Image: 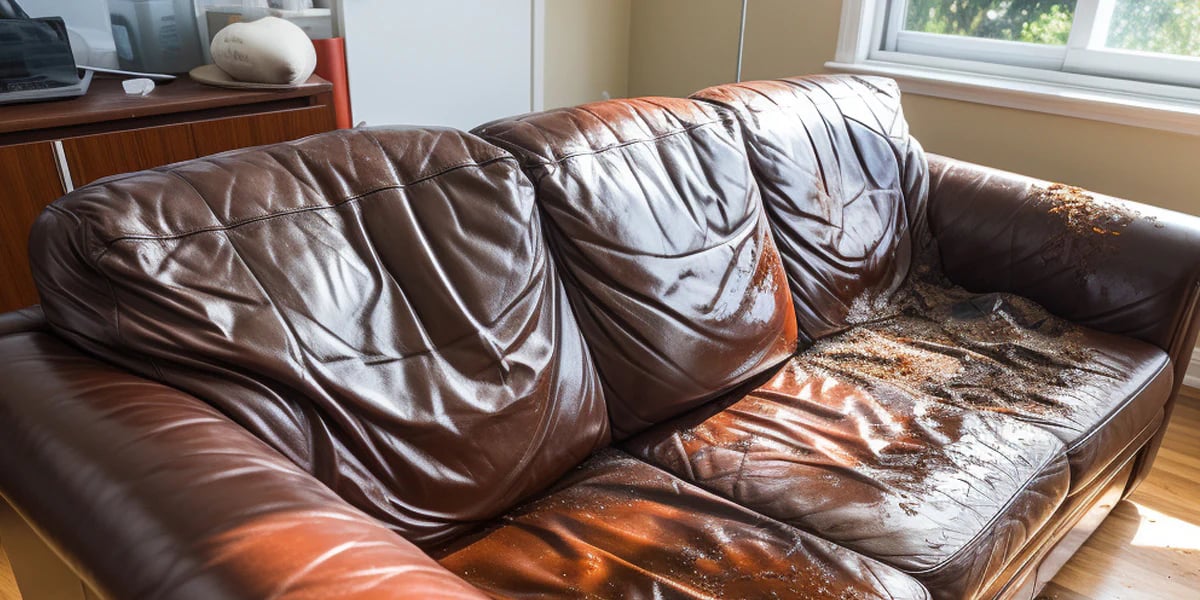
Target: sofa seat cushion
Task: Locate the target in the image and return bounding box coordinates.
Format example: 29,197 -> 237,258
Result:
435,450 -> 930,600
809,286 -> 1172,495
626,361 -> 1070,600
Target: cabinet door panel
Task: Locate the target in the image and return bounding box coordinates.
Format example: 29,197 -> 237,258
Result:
62,124 -> 197,187
191,106 -> 336,157
0,142 -> 64,312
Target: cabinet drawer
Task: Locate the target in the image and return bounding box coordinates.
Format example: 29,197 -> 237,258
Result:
62,124 -> 197,187
192,106 -> 336,157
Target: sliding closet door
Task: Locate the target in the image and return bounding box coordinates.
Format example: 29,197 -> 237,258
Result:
341,0 -> 542,129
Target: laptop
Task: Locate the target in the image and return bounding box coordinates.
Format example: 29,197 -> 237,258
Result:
0,13 -> 92,105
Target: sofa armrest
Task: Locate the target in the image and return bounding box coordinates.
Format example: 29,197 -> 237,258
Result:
927,154 -> 1200,495
927,154 -> 1200,368
0,305 -> 46,337
0,326 -> 486,600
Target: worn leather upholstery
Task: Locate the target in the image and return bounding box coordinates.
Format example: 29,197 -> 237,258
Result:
805,287 -> 1172,495
8,74 -> 1200,600
0,323 -> 487,600
691,76 -> 930,344
635,75 -> 1179,597
475,97 -> 798,438
927,155 -> 1200,359
29,127 -> 610,548
436,450 -> 931,600
627,358 -> 1070,600
926,155 -> 1200,491
691,76 -> 1174,490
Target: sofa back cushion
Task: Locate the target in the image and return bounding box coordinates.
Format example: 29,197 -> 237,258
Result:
475,98 -> 798,439
30,127 -> 610,548
692,75 -> 931,343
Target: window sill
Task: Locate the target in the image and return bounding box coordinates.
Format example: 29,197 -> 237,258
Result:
825,59 -> 1200,136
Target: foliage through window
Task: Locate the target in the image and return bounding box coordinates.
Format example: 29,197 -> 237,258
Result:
1108,0 -> 1200,57
905,1 -> 1077,45
876,0 -> 1200,90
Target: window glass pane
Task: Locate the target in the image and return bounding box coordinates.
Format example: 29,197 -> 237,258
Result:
1107,0 -> 1200,57
905,1 -> 1078,44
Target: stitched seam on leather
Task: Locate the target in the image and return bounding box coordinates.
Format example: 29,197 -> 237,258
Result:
92,230 -> 166,380
43,208 -> 127,363
908,447 -> 1066,576
1063,355 -> 1170,455
506,117 -> 732,167
91,155 -> 515,249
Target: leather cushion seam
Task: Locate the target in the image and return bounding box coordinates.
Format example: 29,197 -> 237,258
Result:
907,446 -> 1067,576
1068,407 -> 1164,496
90,155 -> 516,250
1063,354 -> 1170,455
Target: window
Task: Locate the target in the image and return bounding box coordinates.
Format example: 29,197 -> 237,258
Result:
882,1 -> 1200,87
831,0 -> 1200,131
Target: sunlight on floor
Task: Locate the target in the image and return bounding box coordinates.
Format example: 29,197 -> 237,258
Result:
1128,501 -> 1200,551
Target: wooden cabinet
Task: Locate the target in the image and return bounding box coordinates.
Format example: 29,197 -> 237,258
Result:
62,124 -> 198,186
0,76 -> 336,313
0,143 -> 64,312
192,106 -> 334,156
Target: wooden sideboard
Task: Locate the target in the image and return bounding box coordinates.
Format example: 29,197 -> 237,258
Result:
0,75 -> 337,314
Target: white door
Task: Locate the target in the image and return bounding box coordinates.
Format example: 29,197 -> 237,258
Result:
341,0 -> 543,130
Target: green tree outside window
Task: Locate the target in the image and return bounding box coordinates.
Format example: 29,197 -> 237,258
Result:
904,0 -> 1200,56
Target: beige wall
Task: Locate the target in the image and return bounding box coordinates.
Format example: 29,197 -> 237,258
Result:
627,0 -> 1200,216
544,0 -> 633,109
628,0 -> 744,98
901,97 -> 1200,216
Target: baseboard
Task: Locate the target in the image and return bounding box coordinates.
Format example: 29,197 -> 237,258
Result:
1185,346 -> 1200,389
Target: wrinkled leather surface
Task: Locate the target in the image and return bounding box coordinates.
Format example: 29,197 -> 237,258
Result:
29,127 -> 610,548
979,410 -> 1161,600
692,76 -> 930,344
926,154 -> 1200,494
0,331 -> 488,600
11,74 -> 1200,600
806,284 -> 1171,495
626,358 -> 1069,600
475,97 -> 797,438
0,304 -> 45,336
927,154 -> 1200,361
436,449 -> 931,600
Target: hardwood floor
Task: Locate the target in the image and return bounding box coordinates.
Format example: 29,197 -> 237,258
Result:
0,537 -> 17,600
1040,387 -> 1200,599
0,392 -> 1196,600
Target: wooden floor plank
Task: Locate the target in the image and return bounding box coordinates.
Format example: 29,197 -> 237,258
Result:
0,538 -> 18,600
1040,388 -> 1200,599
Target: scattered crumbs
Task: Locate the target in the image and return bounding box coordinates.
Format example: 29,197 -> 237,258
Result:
1029,182 -> 1153,282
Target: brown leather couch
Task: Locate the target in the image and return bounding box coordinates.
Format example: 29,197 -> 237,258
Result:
1,75 -> 1197,600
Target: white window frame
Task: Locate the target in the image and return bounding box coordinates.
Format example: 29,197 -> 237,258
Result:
829,0 -> 1200,135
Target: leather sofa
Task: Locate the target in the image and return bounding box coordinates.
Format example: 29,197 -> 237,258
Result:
1,75 -> 1197,600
